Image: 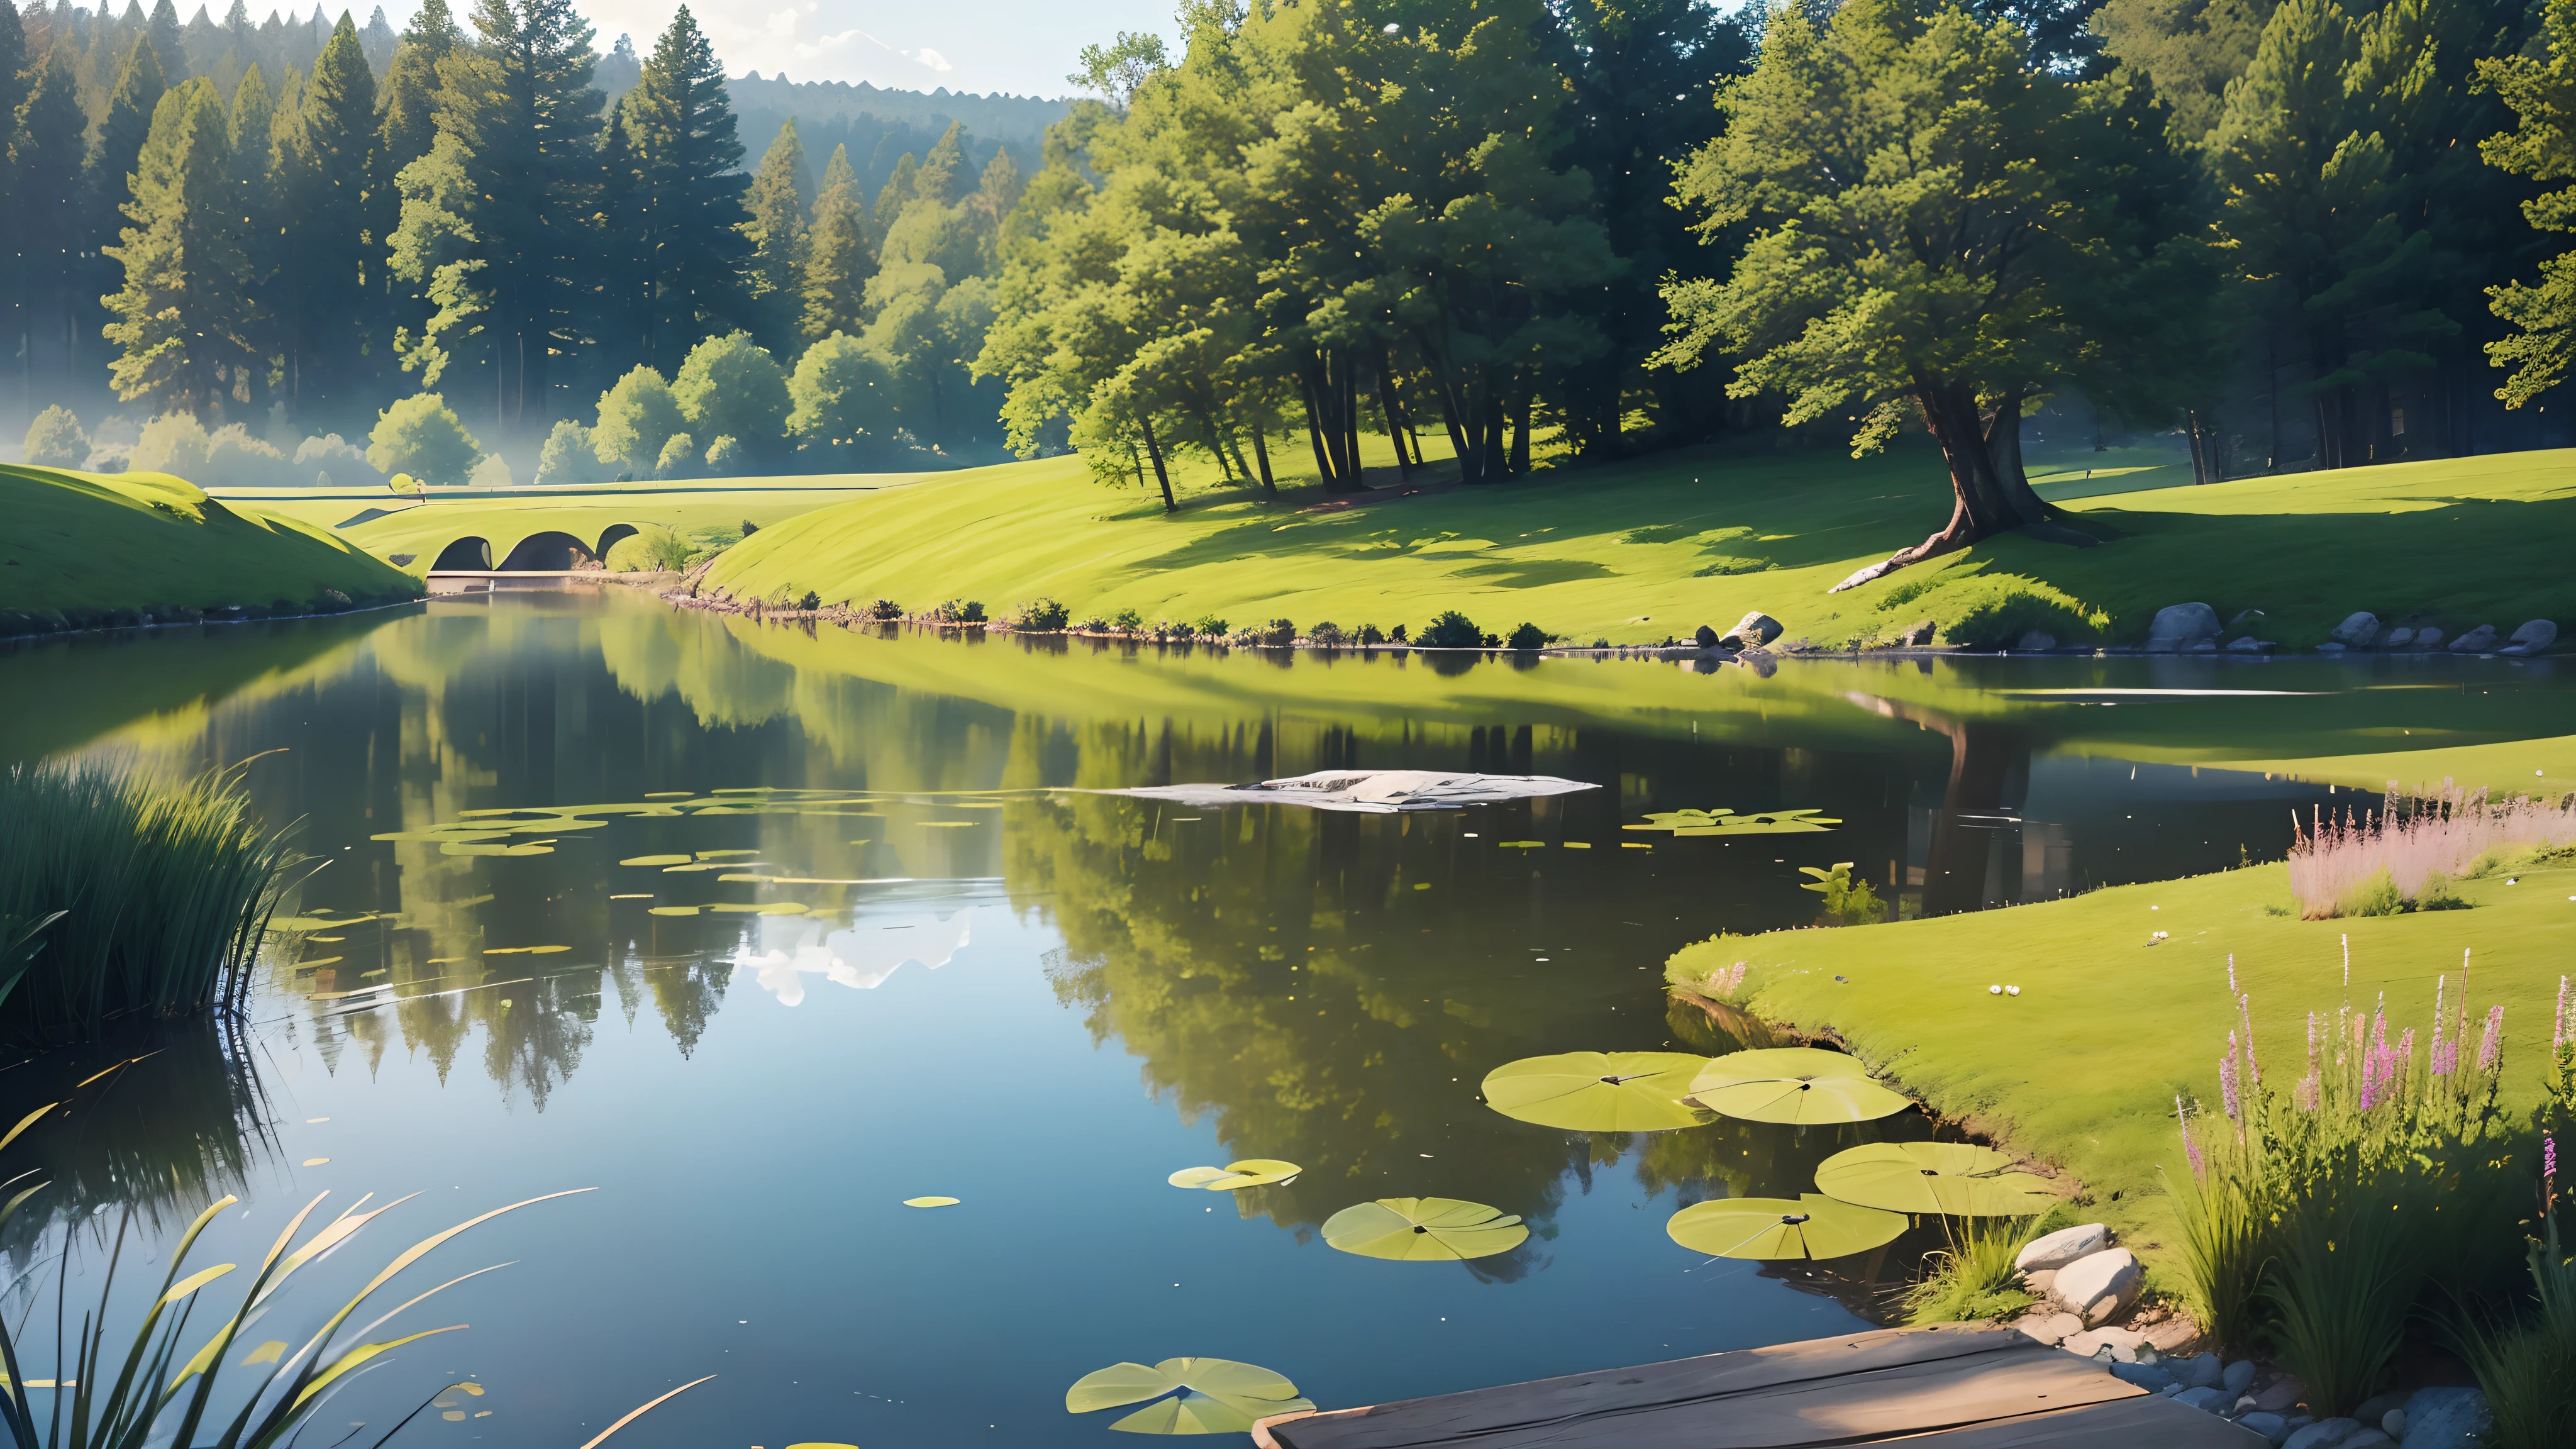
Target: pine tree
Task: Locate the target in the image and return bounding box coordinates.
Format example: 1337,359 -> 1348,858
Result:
874,151 -> 918,234
911,121 -> 970,207
105,77 -> 255,413
1,0 -> 31,376
801,143 -> 873,343
741,119 -> 811,353
145,0 -> 182,81
0,1 -> 30,128
620,5 -> 748,367
375,0 -> 457,179
397,0 -> 604,430
274,14 -> 375,418
9,56 -> 88,396
82,34 -> 169,377
225,64 -> 276,412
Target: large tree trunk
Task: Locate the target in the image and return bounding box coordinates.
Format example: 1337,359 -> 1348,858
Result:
1828,383 -> 2096,594
1374,345 -> 1411,479
1137,412 -> 1177,512
1249,426 -> 1275,496
1299,350 -> 1363,492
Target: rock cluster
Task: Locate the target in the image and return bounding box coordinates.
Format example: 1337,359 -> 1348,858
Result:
2007,1226 -> 2494,1446
2308,611 -> 2556,656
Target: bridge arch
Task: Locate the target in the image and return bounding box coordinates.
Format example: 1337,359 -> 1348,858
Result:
495,531 -> 597,570
594,523 -> 640,560
431,536 -> 492,570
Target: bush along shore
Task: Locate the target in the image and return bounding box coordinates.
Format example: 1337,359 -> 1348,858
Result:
0,587 -> 424,643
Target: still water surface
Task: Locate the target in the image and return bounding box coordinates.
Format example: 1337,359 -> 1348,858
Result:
0,588 -> 2560,1445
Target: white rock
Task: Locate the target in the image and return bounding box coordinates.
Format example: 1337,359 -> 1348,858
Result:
2056,1247 -> 2141,1326
2448,625 -> 2497,653
2147,603 -> 2221,652
2016,1223 -> 2110,1273
1721,611 -> 1782,649
2329,611 -> 2380,647
2023,1268 -> 2057,1299
2014,1311 -> 2082,1346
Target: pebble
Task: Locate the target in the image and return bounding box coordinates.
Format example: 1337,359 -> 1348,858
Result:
2173,1386 -> 2232,1414
2172,1353 -> 2222,1390
2110,1362 -> 2173,1392
2238,1411 -> 2289,1445
2223,1358 -> 2257,1396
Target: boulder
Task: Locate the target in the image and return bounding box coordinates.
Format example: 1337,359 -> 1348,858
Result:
2013,1311 -> 2082,1346
2187,638 -> 2219,652
2330,612 -> 2380,646
2240,1411 -> 2290,1446
2174,1386 -> 2233,1414
2398,1387 -> 2489,1448
2014,630 -> 2058,652
2147,603 -> 2223,652
2224,1359 -> 2257,1396
2350,1394 -> 2404,1427
1722,611 -> 1782,649
2227,636 -> 2274,652
2171,1353 -> 2223,1391
2501,619 -> 2557,655
2413,626 -> 2445,648
2014,1223 -> 2110,1273
2055,1247 -> 2141,1326
2252,1375 -> 2307,1413
2315,642 -> 2348,653
2111,1362 -> 2174,1392
2380,1410 -> 2404,1439
2284,1419 -> 2362,1449
2447,624 -> 2498,653
2023,1269 -> 2057,1300
1694,625 -> 1719,650
2384,627 -> 2415,647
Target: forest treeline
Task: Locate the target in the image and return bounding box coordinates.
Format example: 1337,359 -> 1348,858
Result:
11,0 -> 2576,536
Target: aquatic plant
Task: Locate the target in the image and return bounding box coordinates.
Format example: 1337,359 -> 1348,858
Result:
0,761 -> 299,1045
1813,1142 -> 2054,1216
1687,1047 -> 1911,1125
1903,1213 -> 2048,1324
1480,1051 -> 1712,1131
2289,786 -> 2576,919
1667,1194 -> 1907,1262
1799,862 -> 1885,925
1065,1358 -> 1313,1435
1321,1198 -> 1526,1260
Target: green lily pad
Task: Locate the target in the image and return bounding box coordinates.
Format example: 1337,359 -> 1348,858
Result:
1665,1193 -> 1907,1260
1480,1052 -> 1712,1131
1686,1048 -> 1913,1125
697,850 -> 759,859
1322,1198 -> 1526,1261
619,854 -> 692,867
1169,1160 -> 1301,1190
440,841 -> 553,856
370,828 -> 515,844
646,906 -> 699,916
1066,1357 -> 1313,1432
1813,1142 -> 2058,1216
1624,808 -> 1841,835
706,902 -> 808,915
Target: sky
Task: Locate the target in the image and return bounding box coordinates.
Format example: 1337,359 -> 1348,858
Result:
360,0 -> 1175,97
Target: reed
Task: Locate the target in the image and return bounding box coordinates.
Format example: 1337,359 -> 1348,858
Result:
2287,786 -> 2576,919
0,761 -> 299,1044
1902,1212 -> 2054,1324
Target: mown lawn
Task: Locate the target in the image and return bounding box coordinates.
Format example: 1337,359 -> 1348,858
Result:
0,464 -> 418,622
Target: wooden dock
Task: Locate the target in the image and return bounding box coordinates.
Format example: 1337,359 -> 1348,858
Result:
1252,1324 -> 2265,1447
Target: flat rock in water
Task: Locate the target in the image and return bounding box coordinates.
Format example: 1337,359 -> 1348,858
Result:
2447,624 -> 2497,652
1721,611 -> 1782,649
2399,1386 -> 2489,1448
2014,1222 -> 2109,1272
2146,602 -> 2221,651
2330,611 -> 2380,646
1107,769 -> 1598,814
2226,636 -> 2273,652
2056,1247 -> 2141,1326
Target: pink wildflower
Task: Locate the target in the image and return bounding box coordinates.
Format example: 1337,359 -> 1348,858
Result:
2179,1095 -> 2204,1180
2479,1004 -> 2505,1072
2221,1036 -> 2242,1122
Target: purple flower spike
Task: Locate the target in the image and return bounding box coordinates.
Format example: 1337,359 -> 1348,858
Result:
2479,1004 -> 2504,1072
2179,1095 -> 2205,1180
2220,1039 -> 2241,1123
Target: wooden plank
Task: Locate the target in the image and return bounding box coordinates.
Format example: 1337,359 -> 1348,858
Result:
1260,1326 -> 2141,1449
1887,1394 -> 2273,1445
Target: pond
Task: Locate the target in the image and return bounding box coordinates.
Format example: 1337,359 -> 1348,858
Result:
0,587 -> 2563,1445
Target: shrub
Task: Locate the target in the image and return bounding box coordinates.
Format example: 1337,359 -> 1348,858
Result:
870,599 -> 905,620
536,420 -> 613,485
591,365 -> 686,477
1309,621 -> 1346,647
656,433 -> 699,479
606,526 -> 692,573
1417,611 -> 1484,648
1941,575 -> 2103,651
1692,557 -> 1774,577
1160,619 -> 1197,641
1078,615 -> 1110,633
675,331 -> 790,457
1390,624 -> 1407,643
2340,869 -> 2407,918
23,406 -> 87,467
1904,1214 -> 2053,1324
1110,606 -> 1143,633
1358,623 -> 1385,645
704,435 -> 747,475
797,591 -> 822,611
1017,597 -> 1070,630
0,761 -> 297,1044
788,332 -> 900,452
1192,613 -> 1228,637
933,599 -> 986,624
1260,618 -> 1297,646
1798,863 -> 1885,926
466,452 -> 514,488
367,394 -> 482,487
2292,787 -> 2576,919
1505,622 -> 1552,650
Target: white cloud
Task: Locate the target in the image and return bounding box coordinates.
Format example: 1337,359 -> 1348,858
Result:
908,48 -> 953,74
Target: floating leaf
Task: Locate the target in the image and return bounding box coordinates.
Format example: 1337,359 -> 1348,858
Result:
619,855 -> 692,867
697,850 -> 759,859
902,1196 -> 959,1208
919,821 -> 979,828
1066,1358 -> 1313,1432
706,902 -> 808,915
440,842 -> 552,857
1168,1167 -> 1233,1189
1170,1160 -> 1300,1191
1813,1142 -> 2058,1216
645,791 -> 692,799
1626,808 -> 1841,835
1322,1198 -> 1526,1261
1665,1194 -> 1907,1260
1480,1052 -> 1711,1132
1686,1048 -> 1913,1125
371,829 -> 514,844
645,906 -> 699,916
484,945 -> 570,955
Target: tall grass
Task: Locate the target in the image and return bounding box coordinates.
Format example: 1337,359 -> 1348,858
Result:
2173,947 -> 2526,1411
2287,785 -> 2576,919
0,761 -> 299,1044
1903,1212 -> 2057,1324
2455,1036 -> 2576,1448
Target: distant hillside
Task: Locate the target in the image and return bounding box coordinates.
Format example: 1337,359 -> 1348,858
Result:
728,74 -> 1070,149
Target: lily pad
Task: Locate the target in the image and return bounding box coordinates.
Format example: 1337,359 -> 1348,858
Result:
1066,1358 -> 1313,1434
1665,1194 -> 1907,1260
706,902 -> 808,915
697,850 -> 760,859
1686,1048 -> 1913,1125
1813,1141 -> 2058,1216
902,1196 -> 959,1208
440,841 -> 553,856
1321,1198 -> 1526,1261
1481,1052 -> 1713,1132
619,854 -> 692,867
1169,1160 -> 1301,1190
646,906 -> 700,916
1624,808 -> 1841,835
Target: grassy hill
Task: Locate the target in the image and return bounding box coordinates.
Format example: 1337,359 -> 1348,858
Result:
0,464 -> 420,634
687,438 -> 2576,651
